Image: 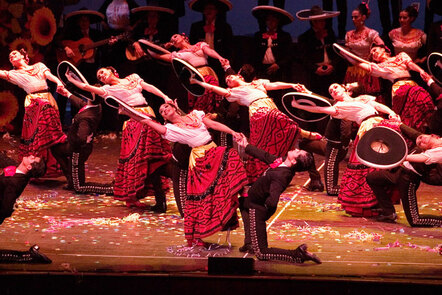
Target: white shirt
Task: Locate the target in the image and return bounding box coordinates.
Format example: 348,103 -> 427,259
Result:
224,79 -> 270,106
333,95 -> 378,125
5,63 -> 49,94
171,42 -> 209,68
100,74 -> 147,107
163,110 -> 212,148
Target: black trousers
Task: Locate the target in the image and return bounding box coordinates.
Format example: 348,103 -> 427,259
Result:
51,143 -> 113,195
240,197 -> 305,263
367,168 -> 442,227
377,0 -> 402,35
324,142 -> 348,195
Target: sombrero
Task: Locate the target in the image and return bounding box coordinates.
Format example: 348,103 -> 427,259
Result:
427,52 -> 442,86
356,126 -> 408,169
172,58 -> 206,97
131,6 -> 174,20
252,5 -> 294,26
57,61 -> 95,102
189,0 -> 232,12
296,5 -> 340,21
282,92 -> 332,122
333,43 -> 370,64
138,39 -> 171,55
104,96 -> 154,122
65,9 -> 104,24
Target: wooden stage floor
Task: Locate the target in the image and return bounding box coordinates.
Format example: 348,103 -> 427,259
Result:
1,135 -> 441,294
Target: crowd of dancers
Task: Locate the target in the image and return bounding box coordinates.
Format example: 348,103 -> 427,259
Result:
0,0 -> 441,265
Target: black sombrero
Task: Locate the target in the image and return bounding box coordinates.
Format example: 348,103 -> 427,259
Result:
296,5 -> 340,21
427,52 -> 442,86
282,92 -> 332,122
104,96 -> 153,122
57,61 -> 95,102
131,6 -> 174,20
138,39 -> 170,55
333,43 -> 370,64
356,126 -> 408,169
189,0 -> 232,13
172,58 -> 205,97
252,5 -> 294,26
65,9 -> 104,24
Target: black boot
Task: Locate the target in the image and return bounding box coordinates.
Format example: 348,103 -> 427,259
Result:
0,245 -> 52,264
293,244 -> 321,264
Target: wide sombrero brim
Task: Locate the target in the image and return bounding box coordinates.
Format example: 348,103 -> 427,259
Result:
252,5 -> 294,26
296,9 -> 340,21
189,0 -> 232,12
333,43 -> 370,64
282,92 -> 332,122
65,10 -> 104,24
427,52 -> 442,86
57,61 -> 95,102
131,6 -> 175,18
356,126 -> 408,169
138,39 -> 170,55
172,58 -> 206,97
104,96 -> 153,124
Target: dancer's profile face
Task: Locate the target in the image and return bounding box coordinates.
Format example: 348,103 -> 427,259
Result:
351,10 -> 365,27
22,155 -> 41,168
286,149 -> 307,165
159,103 -> 176,120
9,50 -> 24,64
370,47 -> 387,62
416,134 -> 439,150
225,75 -> 243,87
329,83 -> 346,101
170,34 -> 186,46
399,11 -> 413,27
97,68 -> 112,84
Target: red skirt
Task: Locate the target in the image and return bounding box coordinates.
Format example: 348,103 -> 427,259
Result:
184,147 -> 247,241
246,108 -> 300,183
338,135 -> 378,217
114,118 -> 171,202
188,74 -> 222,114
393,84 -> 434,147
20,98 -> 66,177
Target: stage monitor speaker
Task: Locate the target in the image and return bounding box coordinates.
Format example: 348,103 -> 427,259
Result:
208,257 -> 255,275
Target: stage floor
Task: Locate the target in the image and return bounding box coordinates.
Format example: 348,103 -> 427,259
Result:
1,134 -> 441,292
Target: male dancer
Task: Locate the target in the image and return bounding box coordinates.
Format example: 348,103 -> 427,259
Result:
0,153 -> 46,224
236,136 -> 321,264
51,91 -> 113,195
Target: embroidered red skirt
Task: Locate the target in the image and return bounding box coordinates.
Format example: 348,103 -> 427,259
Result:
114,118 -> 171,202
246,108 -> 300,183
338,135 -> 378,217
393,84 -> 435,147
20,96 -> 66,177
344,66 -> 387,104
184,146 -> 247,241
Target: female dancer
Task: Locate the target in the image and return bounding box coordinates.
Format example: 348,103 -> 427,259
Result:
150,33 -> 229,114
344,3 -> 384,99
0,49 -> 66,177
191,73 -> 321,183
388,5 -> 426,63
138,103 -> 247,246
344,45 -> 434,142
66,66 -> 172,209
291,83 -> 400,217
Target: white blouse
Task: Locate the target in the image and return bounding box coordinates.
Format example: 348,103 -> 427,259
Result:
369,52 -> 412,82
100,74 -> 147,107
163,110 -> 212,148
5,62 -> 49,94
333,95 -> 378,125
389,28 -> 426,61
171,42 -> 209,68
224,79 -> 270,106
345,27 -> 380,59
